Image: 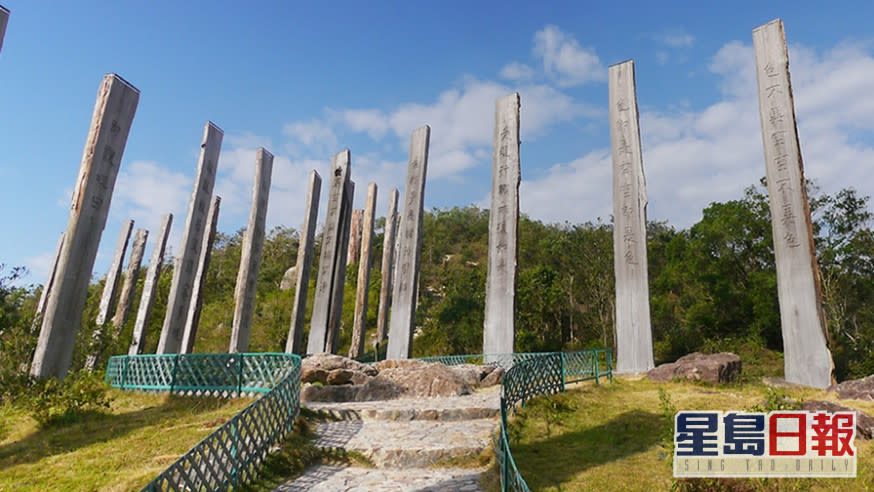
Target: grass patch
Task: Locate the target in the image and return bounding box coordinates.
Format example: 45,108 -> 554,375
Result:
502,377 -> 874,491
0,389 -> 253,491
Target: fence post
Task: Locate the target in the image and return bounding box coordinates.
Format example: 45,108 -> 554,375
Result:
607,348 -> 614,383
121,357 -> 130,389
237,354 -> 244,397
559,352 -> 566,392
169,354 -> 180,393
594,350 -> 600,385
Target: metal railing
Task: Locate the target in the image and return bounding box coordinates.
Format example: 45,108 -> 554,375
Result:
105,353 -> 301,491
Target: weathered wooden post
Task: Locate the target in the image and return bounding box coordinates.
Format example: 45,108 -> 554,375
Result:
484,93 -> 520,361
609,60 -> 655,374
111,228 -> 149,330
157,122 -> 223,354
181,196 -> 220,353
96,220 -> 134,325
286,171 -> 321,354
376,188 -> 399,343
326,179 -> 354,353
387,126 -> 430,360
349,183 -> 378,358
347,209 -> 364,266
230,149 -> 273,353
0,6 -> 9,56
307,151 -> 351,354
33,232 -> 65,329
30,74 -> 139,379
753,19 -> 834,388
129,213 -> 172,355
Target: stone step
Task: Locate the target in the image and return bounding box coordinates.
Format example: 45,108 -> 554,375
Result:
273,465 -> 484,491
302,390 -> 501,422
313,419 -> 498,469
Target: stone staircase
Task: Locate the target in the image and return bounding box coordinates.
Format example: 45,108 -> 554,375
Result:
273,390 -> 501,491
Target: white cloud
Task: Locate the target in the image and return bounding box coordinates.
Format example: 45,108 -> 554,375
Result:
282,119 -> 338,157
338,109 -> 390,140
533,25 -> 606,86
500,62 -> 535,81
658,32 -> 695,48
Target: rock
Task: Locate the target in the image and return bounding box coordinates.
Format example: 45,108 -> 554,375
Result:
303,353 -> 379,376
373,359 -> 432,371
647,352 -> 742,384
830,374 -> 874,401
376,363 -> 473,398
481,367 -> 504,387
355,377 -> 405,401
449,364 -> 495,387
300,383 -> 360,402
802,400 -> 874,440
280,265 -> 297,291
327,369 -> 354,385
302,367 -> 329,385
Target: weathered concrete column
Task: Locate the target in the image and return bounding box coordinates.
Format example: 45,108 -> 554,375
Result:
96,220 -> 134,325
753,19 -> 834,388
181,196 -> 220,353
387,126 -> 430,360
230,149 -> 273,353
376,188 -> 399,342
157,122 -> 223,354
33,232 -> 65,329
484,93 -> 520,360
0,6 -> 9,56
326,179 -> 354,353
609,60 -> 655,374
308,151 -> 351,354
349,183 -> 378,358
346,209 -> 364,266
30,74 -> 139,379
129,213 -> 172,355
286,171 -> 321,354
111,228 -> 148,330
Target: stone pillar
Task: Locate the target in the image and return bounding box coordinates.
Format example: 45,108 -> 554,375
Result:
30,74 -> 139,379
181,196 -> 220,353
0,6 -> 8,56
230,149 -> 273,353
609,60 -> 654,374
387,126 -> 430,360
307,150 -> 351,354
376,188 -> 399,343
346,209 -> 364,266
111,228 -> 148,330
96,220 -> 134,325
326,179 -> 354,353
129,213 -> 172,355
484,93 -> 520,360
33,232 -> 65,328
157,122 -> 223,354
286,171 -> 321,354
753,19 -> 834,388
349,183 -> 378,358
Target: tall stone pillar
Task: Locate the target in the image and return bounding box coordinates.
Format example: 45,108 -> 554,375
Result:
609,60 -> 654,374
181,196 -> 220,353
230,149 -> 273,353
387,126 -> 430,360
33,232 -> 65,328
349,183 -> 378,358
0,6 -> 8,56
308,151 -> 351,354
753,19 -> 834,388
111,228 -> 149,330
96,220 -> 134,325
346,209 -> 364,266
129,213 -> 172,355
286,171 -> 321,354
484,93 -> 520,360
326,179 -> 354,353
376,188 -> 399,343
30,74 -> 139,379
157,122 -> 223,354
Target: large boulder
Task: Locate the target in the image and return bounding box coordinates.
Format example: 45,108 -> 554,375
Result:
802,400 -> 874,440
279,266 -> 297,291
302,353 -> 379,376
830,375 -> 874,401
647,352 -> 742,384
481,367 -> 504,387
448,364 -> 496,387
300,377 -> 405,402
375,362 -> 473,398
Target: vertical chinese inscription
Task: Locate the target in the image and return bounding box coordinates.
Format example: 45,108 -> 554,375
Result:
387,126 -> 430,360
129,213 -> 172,355
753,19 -> 833,388
31,74 -> 140,379
230,149 -> 273,353
376,188 -> 399,343
608,60 -> 654,374
286,171 -> 322,354
157,122 -> 223,354
483,93 -> 520,361
307,150 -> 351,354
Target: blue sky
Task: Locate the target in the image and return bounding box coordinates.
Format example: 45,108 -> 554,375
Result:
1,1 -> 873,286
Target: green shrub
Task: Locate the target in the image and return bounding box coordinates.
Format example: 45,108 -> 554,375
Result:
27,371 -> 113,427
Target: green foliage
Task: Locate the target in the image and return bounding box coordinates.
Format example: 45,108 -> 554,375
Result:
747,387 -> 803,413
26,370 -> 113,427
658,387 -> 678,458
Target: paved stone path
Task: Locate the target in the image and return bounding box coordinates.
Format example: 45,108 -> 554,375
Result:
274,388 -> 501,491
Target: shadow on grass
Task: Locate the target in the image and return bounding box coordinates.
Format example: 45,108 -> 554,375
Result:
0,393 -> 245,471
509,409 -> 663,490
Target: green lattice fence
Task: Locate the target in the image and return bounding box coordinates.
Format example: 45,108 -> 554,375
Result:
106,353 -> 301,491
